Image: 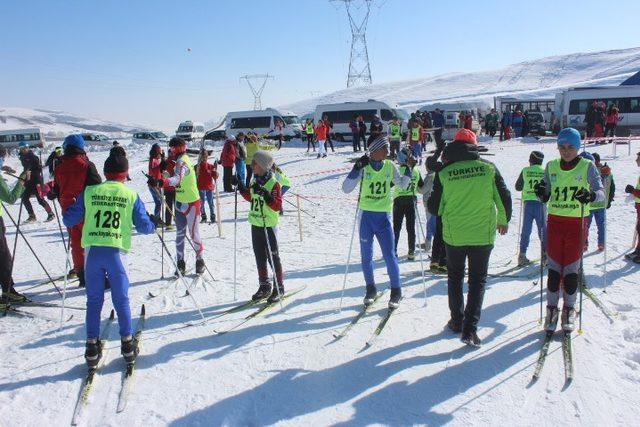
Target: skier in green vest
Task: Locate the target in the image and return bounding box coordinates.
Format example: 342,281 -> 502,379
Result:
514,151 -> 546,266
427,129 -> 512,346
585,152 -> 614,252
342,135 -> 413,309
63,150 -> 155,368
388,117 -> 402,159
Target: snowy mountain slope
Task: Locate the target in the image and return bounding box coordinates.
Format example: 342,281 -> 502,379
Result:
0,107 -> 147,139
280,47 -> 640,114
0,138 -> 639,425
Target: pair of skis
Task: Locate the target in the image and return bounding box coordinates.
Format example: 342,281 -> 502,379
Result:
71,306 -> 146,425
332,291 -> 397,348
532,330 -> 573,383
1,301 -> 74,322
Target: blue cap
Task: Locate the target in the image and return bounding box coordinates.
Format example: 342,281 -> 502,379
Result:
557,127 -> 581,150
397,147 -> 409,164
18,141 -> 29,149
579,151 -> 595,162
63,134 -> 85,149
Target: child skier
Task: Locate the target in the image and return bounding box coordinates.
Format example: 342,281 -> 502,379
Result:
389,117 -> 402,159
63,151 -> 155,368
236,150 -> 285,302
585,152 -> 615,252
624,151 -> 640,262
514,151 -> 546,266
305,119 -> 315,152
426,155 -> 447,273
197,148 -> 218,224
147,143 -> 165,225
408,120 -> 424,165
342,135 -> 412,309
393,147 -> 426,260
534,128 -> 604,332
315,119 -> 328,158
421,158 -> 437,252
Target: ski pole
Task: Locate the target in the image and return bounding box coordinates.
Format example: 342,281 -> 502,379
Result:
259,200 -> 283,310
52,199 -> 68,252
296,194 -> 303,242
2,202 -> 62,296
538,212 -> 544,325
52,198 -> 72,330
338,174 -> 363,313
9,200 -> 23,275
290,191 -> 320,207
283,197 -> 315,218
578,203 -> 585,334
233,185 -> 238,301
161,186 -> 165,280
515,196 -> 523,259
214,173 -> 222,237
413,199 -> 429,307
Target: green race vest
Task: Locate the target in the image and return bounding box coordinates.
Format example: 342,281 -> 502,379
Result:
439,159 -> 506,246
410,127 -> 421,141
248,175 -> 279,227
394,166 -> 420,198
389,123 -> 401,139
635,176 -> 640,204
81,181 -> 137,251
591,174 -> 612,210
359,160 -> 395,212
521,165 -> 545,202
175,155 -> 200,203
547,158 -> 590,218
306,123 -> 314,134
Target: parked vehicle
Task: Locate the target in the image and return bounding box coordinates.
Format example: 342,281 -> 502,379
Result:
0,128 -> 44,149
131,131 -> 168,145
225,108 -> 301,140
81,133 -> 113,146
525,111 -> 547,136
175,121 -> 205,141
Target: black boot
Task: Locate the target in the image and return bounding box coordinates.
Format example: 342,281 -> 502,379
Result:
200,214 -> 207,224
210,213 -> 216,224
175,259 -> 186,277
388,287 -> 402,310
121,336 -> 139,364
267,284 -> 285,303
252,282 -> 272,301
85,339 -> 102,369
3,287 -> 28,303
45,212 -> 55,222
78,270 -> 86,288
195,258 -> 205,275
446,318 -> 462,333
461,329 -> 482,347
363,284 -> 377,306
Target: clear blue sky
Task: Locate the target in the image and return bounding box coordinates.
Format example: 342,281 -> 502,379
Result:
3,0 -> 640,129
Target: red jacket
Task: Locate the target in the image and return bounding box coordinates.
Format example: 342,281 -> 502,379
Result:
315,123 -> 328,140
220,141 -> 238,167
55,151 -> 101,211
606,112 -> 619,125
164,155 -> 176,191
148,156 -> 163,180
197,162 -> 218,190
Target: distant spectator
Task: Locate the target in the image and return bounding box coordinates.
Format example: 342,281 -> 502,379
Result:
358,115 -> 367,150
484,108 -> 499,137
584,101 -> 597,138
349,114 -> 360,152
603,105 -> 619,143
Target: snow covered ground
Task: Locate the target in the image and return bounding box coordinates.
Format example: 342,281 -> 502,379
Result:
1,137 -> 640,426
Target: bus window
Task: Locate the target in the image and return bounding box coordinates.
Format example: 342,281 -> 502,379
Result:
629,98 -> 640,113
380,109 -> 394,121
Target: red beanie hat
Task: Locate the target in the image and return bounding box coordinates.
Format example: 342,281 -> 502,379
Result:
454,129 -> 477,145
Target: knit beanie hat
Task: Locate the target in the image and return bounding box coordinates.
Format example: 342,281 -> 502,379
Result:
454,128 -> 477,145
368,135 -> 389,153
104,152 -> 129,181
252,150 -> 274,171
63,134 -> 85,150
529,151 -> 544,165
592,152 -> 600,163
557,127 -> 581,150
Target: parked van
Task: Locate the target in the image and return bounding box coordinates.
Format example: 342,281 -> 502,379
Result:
313,100 -> 408,141
132,131 -> 169,145
555,85 -> 640,136
175,121 -> 205,141
441,110 -> 480,140
225,108 -> 301,140
0,128 -> 44,149
81,133 -> 114,146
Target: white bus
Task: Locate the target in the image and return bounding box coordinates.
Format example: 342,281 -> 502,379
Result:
555,85 -> 640,136
314,100 -> 409,141
494,97 -> 555,123
225,108 -> 301,140
175,121 -> 205,142
0,128 -> 44,149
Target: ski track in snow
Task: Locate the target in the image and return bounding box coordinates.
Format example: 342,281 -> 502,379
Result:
1,138 -> 640,426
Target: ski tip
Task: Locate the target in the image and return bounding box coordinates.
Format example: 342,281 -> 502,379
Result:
141,304 -> 146,317
109,309 -> 115,320
577,328 -> 584,335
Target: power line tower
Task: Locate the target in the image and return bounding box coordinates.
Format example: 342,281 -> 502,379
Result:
240,74 -> 274,110
331,0 -> 373,88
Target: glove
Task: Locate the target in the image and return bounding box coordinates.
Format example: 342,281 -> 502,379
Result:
426,156 -> 442,172
147,177 -> 156,186
46,187 -> 58,201
353,155 -> 369,171
574,188 -> 595,204
251,182 -> 273,202
534,181 -> 547,199
625,184 -> 635,194
230,175 -> 238,187
147,212 -> 159,227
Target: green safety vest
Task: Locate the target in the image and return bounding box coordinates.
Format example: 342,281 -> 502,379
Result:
394,166 -> 420,198
389,123 -> 401,139
248,175 -> 279,227
591,174 -> 612,210
359,160 -> 395,212
81,181 -> 137,251
635,176 -> 640,204
547,158 -> 590,218
438,159 -> 506,246
521,165 -> 545,202
306,123 -> 314,134
175,155 -> 200,203
410,127 -> 421,142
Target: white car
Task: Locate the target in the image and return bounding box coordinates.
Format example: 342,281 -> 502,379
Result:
81,133 -> 113,146
132,131 -> 169,145
175,121 -> 205,141
225,108 -> 301,140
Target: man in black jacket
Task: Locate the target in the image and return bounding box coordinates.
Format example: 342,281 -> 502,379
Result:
18,142 -> 54,223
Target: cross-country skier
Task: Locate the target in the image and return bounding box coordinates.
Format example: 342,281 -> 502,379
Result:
147,143 -> 165,225
408,120 -> 424,165
220,135 -> 238,193
235,150 -> 285,302
0,147 -> 29,303
514,151 -> 546,266
305,119 -> 316,152
585,152 -> 615,252
18,142 -> 54,223
50,134 -> 102,287
389,117 -> 402,159
342,135 -> 412,309
421,157 -> 437,252
197,148 -> 218,224
63,150 -> 155,368
426,155 -> 447,273
428,129 -> 512,346
161,137 -> 206,275
534,128 -> 604,332
624,151 -> 640,263
315,119 -> 328,158
393,147 -> 426,260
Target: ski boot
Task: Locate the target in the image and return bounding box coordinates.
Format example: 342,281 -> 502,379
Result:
407,251 -> 415,261
2,287 -> 28,303
517,253 -> 530,266
84,339 -> 103,369
200,214 -> 207,224
77,270 -> 86,288
446,318 -> 462,333
165,224 -> 174,231
436,263 -> 447,274
251,282 -> 272,301
429,262 -> 440,273
67,269 -> 78,279
267,284 -> 285,303
561,306 -> 577,332
363,284 -> 377,306
175,259 -> 186,277
597,244 -> 605,252
24,215 -> 37,224
632,254 -> 640,264
625,248 -> 640,260
544,306 -> 559,332
209,213 -> 216,224
45,212 -> 55,222
461,329 -> 482,347
388,287 -> 402,310
195,258 -> 205,275
121,335 -> 139,364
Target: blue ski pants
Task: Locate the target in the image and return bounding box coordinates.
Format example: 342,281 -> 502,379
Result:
360,211 -> 401,289
520,200 -> 546,254
586,208 -> 606,247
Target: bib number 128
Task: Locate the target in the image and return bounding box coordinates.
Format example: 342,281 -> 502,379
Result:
93,210 -> 121,229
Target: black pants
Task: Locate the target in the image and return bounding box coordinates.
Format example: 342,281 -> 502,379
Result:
393,197 -> 416,254
352,133 -> 361,151
164,190 -> 176,226
245,165 -> 253,188
325,137 -> 334,152
390,139 -> 400,158
361,133 -> 368,150
604,123 -> 616,138
251,225 -> 283,287
586,123 -> 594,138
0,217 -> 15,293
445,244 -> 493,332
434,128 -> 443,144
22,181 -> 51,218
223,166 -> 234,192
487,126 -> 497,137
306,134 -> 315,151
431,216 -> 447,265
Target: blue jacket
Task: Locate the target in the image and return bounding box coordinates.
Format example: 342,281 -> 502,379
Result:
501,112 -> 512,126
